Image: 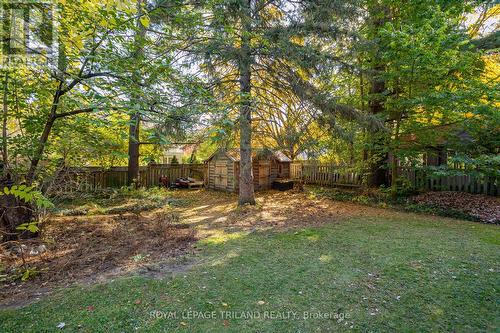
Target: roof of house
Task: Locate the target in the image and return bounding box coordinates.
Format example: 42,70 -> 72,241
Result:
205,148 -> 292,163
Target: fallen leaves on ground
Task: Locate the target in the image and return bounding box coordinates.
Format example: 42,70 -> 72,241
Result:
0,209 -> 197,306
412,191 -> 500,224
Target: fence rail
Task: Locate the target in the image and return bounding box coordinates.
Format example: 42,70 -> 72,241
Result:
46,164 -> 206,193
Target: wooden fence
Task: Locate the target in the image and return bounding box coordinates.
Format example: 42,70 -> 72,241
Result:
290,162 -> 499,196
47,164 -> 206,193
47,162 -> 498,196
290,163 -> 363,187
397,168 -> 499,196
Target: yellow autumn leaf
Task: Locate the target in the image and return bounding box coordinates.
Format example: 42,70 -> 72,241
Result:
140,15 -> 150,28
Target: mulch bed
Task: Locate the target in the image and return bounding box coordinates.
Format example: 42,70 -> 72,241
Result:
412,191 -> 500,224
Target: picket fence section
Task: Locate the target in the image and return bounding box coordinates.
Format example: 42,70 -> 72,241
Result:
290,162 -> 499,196
290,163 -> 363,187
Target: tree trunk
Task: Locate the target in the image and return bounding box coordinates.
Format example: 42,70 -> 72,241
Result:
127,113 -> 140,185
24,32 -> 69,185
390,117 -> 401,199
25,114 -> 56,185
0,175 -> 36,241
127,0 -> 146,186
2,70 -> 8,173
367,67 -> 388,187
238,0 -> 255,205
366,5 -> 390,188
390,154 -> 398,198
26,84 -> 63,185
390,75 -> 403,198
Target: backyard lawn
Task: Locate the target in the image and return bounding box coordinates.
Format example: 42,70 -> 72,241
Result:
2,0 -> 499,331
0,190 -> 499,332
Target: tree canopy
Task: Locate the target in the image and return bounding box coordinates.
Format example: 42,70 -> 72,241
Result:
1,0 -> 498,203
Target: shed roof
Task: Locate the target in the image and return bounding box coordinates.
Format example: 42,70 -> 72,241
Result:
205,148 -> 292,163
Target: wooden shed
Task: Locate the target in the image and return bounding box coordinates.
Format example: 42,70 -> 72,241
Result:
205,148 -> 292,192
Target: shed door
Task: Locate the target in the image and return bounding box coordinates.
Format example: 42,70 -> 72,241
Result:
214,162 -> 228,188
259,162 -> 270,187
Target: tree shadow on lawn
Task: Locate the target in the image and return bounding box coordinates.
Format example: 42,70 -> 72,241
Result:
174,189 -> 390,236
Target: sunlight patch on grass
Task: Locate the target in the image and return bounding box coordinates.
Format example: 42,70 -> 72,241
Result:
200,230 -> 247,245
319,254 -> 333,263
277,228 -> 325,242
213,216 -> 228,222
306,234 -> 320,241
183,215 -> 213,224
260,211 -> 288,222
480,234 -> 500,245
471,226 -> 500,245
208,249 -> 241,267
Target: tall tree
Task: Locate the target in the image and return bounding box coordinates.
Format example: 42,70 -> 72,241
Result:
354,0 -> 496,195
365,3 -> 390,187
237,0 -> 256,205
19,0 -> 139,184
127,0 -> 147,185
194,0 -> 380,204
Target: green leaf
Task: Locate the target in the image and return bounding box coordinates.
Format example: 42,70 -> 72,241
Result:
27,224 -> 39,233
21,270 -> 31,281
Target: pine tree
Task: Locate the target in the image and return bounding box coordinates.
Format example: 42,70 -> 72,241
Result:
170,155 -> 179,165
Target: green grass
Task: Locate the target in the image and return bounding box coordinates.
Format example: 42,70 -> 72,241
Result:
1,214 -> 499,332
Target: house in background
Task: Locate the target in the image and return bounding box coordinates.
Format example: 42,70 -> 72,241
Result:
205,148 -> 291,192
397,127 -> 475,167
161,146 -> 185,164
159,144 -> 199,164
